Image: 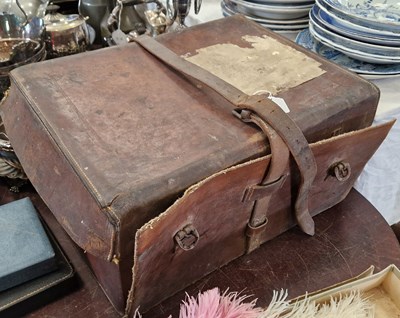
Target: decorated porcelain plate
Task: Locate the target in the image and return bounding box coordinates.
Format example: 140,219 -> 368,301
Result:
309,10 -> 400,58
296,28 -> 400,77
309,23 -> 400,63
315,0 -> 400,38
227,0 -> 313,20
321,0 -> 400,31
312,5 -> 400,46
221,1 -> 310,26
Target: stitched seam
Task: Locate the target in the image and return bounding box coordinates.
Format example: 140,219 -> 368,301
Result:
0,269 -> 73,311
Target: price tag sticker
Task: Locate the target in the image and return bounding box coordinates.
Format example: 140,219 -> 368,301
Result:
253,90 -> 291,113
267,95 -> 290,113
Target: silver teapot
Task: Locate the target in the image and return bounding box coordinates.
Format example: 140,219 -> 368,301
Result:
43,4 -> 90,58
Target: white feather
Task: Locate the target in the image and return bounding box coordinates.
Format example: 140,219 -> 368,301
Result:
258,290 -> 374,318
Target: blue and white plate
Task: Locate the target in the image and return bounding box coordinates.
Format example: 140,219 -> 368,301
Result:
296,28 -> 400,77
312,5 -> 400,46
315,0 -> 400,38
308,25 -> 400,64
321,0 -> 400,32
309,10 -> 400,60
309,23 -> 400,63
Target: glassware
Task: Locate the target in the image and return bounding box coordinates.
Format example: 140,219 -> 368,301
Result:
0,0 -> 49,23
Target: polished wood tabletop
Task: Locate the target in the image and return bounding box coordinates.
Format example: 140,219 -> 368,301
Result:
0,179 -> 399,318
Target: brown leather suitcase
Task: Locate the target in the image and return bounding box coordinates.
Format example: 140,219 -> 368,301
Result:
0,15 -> 393,315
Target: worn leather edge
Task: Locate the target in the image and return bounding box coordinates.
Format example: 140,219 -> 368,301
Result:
125,119 -> 395,315
0,81 -> 118,261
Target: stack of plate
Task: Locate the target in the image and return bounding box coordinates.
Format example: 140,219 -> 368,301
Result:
221,0 -> 313,35
296,0 -> 400,78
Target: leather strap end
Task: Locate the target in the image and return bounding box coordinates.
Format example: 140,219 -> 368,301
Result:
245,220 -> 268,254
297,212 -> 315,236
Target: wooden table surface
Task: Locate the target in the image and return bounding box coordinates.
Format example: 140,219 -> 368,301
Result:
1,179 -> 399,318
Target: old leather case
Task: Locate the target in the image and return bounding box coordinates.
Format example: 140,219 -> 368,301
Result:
0,15 -> 388,313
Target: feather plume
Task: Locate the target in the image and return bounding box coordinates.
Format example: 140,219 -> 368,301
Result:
132,288 -> 374,318
178,288 -> 261,318
268,290 -> 374,318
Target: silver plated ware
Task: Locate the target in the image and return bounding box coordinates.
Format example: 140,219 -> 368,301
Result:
166,0 -> 203,29
44,4 -> 90,58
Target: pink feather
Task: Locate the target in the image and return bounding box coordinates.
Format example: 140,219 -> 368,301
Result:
178,288 -> 261,318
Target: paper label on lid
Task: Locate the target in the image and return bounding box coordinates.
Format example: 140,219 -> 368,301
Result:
184,35 -> 326,95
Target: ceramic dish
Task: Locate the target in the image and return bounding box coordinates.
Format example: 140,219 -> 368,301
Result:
309,10 -> 400,57
222,6 -> 309,28
228,0 -> 313,20
315,0 -> 400,38
222,1 -> 310,25
275,29 -> 304,40
296,28 -> 400,77
312,5 -> 400,46
259,22 -> 308,29
309,23 -> 400,63
321,0 -> 400,32
245,0 -> 314,5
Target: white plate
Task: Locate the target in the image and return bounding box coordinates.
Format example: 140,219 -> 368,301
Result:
228,0 -> 313,20
315,0 -> 400,38
245,0 -> 314,5
222,1 -> 310,26
312,5 -> 400,46
309,23 -> 400,63
321,0 -> 400,32
309,10 -> 400,57
275,29 -> 303,40
296,28 -> 400,77
260,22 -> 308,29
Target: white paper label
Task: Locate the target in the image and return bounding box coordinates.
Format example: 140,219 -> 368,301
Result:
268,95 -> 290,113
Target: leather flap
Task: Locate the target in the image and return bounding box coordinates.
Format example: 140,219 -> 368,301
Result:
126,120 -> 395,314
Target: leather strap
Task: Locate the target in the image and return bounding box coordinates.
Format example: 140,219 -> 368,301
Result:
133,35 -> 317,236
240,111 -> 290,253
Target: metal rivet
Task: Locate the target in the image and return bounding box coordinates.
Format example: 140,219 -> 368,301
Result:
174,224 -> 200,251
329,161 -> 351,182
